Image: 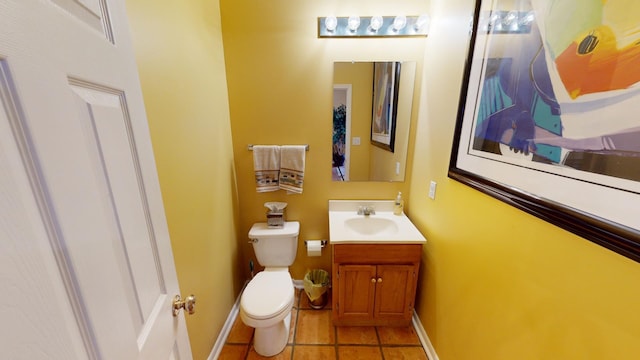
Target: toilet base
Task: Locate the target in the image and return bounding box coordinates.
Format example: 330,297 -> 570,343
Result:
253,312 -> 291,357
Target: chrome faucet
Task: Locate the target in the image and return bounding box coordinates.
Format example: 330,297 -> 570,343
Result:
357,205 -> 375,216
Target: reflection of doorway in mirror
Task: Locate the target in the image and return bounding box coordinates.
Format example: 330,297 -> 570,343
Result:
333,84 -> 352,181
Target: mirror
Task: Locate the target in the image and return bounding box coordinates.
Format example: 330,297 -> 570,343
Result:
332,61 -> 416,182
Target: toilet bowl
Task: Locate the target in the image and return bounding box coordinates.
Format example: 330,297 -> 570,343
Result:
240,269 -> 294,356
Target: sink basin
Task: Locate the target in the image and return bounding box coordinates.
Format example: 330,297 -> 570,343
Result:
344,217 -> 399,236
329,200 -> 427,244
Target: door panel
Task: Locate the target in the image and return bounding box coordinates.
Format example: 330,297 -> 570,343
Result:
374,265 -> 414,320
50,0 -> 114,42
69,80 -> 165,323
0,59 -> 90,360
338,264 -> 376,319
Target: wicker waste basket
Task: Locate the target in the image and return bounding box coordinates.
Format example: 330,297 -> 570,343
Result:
303,269 -> 330,309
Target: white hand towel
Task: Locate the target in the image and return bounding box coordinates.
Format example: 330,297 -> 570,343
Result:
279,145 -> 306,194
253,145 -> 280,192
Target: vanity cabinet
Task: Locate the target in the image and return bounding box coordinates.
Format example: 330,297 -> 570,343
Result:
331,244 -> 421,326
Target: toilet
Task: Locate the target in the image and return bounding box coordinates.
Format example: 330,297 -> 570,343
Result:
240,221 -> 300,357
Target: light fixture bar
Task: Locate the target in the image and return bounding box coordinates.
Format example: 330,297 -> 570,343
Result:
479,10 -> 534,34
318,15 -> 429,38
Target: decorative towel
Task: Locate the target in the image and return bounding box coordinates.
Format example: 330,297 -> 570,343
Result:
253,145 -> 281,192
279,145 -> 306,194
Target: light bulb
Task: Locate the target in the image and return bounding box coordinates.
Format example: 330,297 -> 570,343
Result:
347,16 -> 360,32
392,16 -> 407,31
414,14 -> 431,32
518,11 -> 535,25
324,16 -> 337,32
489,13 -> 500,24
370,16 -> 383,32
504,11 -> 518,25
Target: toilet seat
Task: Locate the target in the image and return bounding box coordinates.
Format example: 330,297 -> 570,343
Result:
241,271 -> 293,321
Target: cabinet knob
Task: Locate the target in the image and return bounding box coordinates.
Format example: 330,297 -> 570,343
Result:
371,278 -> 376,283
377,278 -> 383,283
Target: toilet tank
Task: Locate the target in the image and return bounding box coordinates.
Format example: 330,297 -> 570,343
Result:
249,221 -> 300,267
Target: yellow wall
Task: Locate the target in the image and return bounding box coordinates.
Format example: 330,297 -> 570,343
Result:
409,0 -> 640,358
125,0 -> 242,358
220,0 -> 427,280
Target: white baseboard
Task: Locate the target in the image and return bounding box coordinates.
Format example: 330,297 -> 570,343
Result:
292,278 -> 304,289
412,310 -> 439,360
208,281 -> 247,360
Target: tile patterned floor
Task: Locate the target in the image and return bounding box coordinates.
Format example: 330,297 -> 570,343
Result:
218,289 -> 429,359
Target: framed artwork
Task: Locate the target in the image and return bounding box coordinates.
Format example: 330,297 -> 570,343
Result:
371,61 -> 401,152
449,0 -> 640,262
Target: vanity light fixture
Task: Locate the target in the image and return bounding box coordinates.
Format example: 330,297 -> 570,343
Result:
318,15 -> 430,38
518,11 -> 535,26
480,10 -> 535,34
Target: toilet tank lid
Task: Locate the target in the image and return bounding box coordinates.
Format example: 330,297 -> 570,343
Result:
249,221 -> 300,238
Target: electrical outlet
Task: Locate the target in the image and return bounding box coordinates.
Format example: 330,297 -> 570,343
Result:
352,136 -> 360,145
428,180 -> 437,199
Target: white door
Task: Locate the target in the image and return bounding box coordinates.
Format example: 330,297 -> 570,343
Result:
0,0 -> 192,359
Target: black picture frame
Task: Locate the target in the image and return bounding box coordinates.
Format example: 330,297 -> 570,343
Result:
449,0 -> 640,262
370,62 -> 401,152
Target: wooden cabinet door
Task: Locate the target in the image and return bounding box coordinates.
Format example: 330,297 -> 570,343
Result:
374,265 -> 416,322
337,264 -> 377,321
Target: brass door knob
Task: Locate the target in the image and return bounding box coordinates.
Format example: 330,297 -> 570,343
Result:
173,294 -> 196,316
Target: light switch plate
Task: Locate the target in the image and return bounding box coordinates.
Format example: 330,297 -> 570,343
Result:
428,181 -> 437,199
352,137 -> 360,145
